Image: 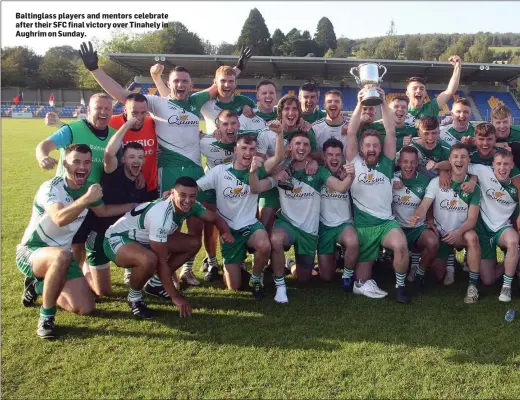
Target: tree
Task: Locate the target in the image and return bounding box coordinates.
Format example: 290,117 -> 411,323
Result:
334,37 -> 354,58
203,40 -> 217,55
1,46 -> 42,87
464,36 -> 494,63
324,48 -> 335,58
403,36 -> 423,60
422,37 -> 445,60
374,20 -> 400,60
314,17 -> 337,57
356,38 -> 380,59
158,21 -> 205,54
236,8 -> 272,56
38,48 -> 78,88
439,35 -> 472,61
271,29 -> 285,56
280,29 -> 313,57
216,42 -> 236,55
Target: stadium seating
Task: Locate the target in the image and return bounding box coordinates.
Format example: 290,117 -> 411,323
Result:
470,91 -> 520,122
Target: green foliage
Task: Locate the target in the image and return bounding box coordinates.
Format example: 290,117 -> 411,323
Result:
404,36 -> 423,60
324,48 -> 335,58
334,37 -> 354,58
237,8 -> 272,56
1,46 -> 42,87
439,35 -> 473,61
271,29 -> 286,56
37,49 -> 78,89
216,42 -> 236,55
314,17 -> 337,57
159,22 -> 205,55
464,36 -> 494,63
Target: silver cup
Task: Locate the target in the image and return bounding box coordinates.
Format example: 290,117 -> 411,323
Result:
350,63 -> 388,106
277,155 -> 294,191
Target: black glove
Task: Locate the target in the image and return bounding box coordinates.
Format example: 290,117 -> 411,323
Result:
235,46 -> 252,72
79,41 -> 99,71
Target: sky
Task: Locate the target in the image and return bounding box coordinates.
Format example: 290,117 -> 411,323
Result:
2,1 -> 520,55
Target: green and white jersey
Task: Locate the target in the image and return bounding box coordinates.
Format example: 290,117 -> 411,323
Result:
312,118 -> 347,151
350,154 -> 395,227
392,172 -> 430,228
319,172 -> 352,228
407,137 -> 451,178
301,109 -> 327,124
497,125 -> 520,143
274,166 -> 332,235
237,129 -> 261,139
256,128 -> 319,157
201,95 -> 256,134
406,98 -> 440,125
197,163 -> 273,231
19,176 -> 102,250
199,135 -> 235,171
467,163 -> 518,232
360,121 -> 418,150
146,92 -> 211,168
238,108 -> 277,131
105,198 -> 206,245
439,123 -> 475,147
425,175 -> 481,235
469,150 -> 520,179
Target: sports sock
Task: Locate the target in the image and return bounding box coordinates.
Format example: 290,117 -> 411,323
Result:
273,275 -> 286,288
182,258 -> 194,273
416,266 -> 426,276
395,271 -> 406,287
40,306 -> 56,321
148,274 -> 162,287
446,254 -> 455,272
503,273 -> 513,288
128,288 -> 144,303
469,271 -> 479,286
35,280 -> 44,296
411,252 -> 420,268
208,255 -> 218,269
342,268 -> 354,279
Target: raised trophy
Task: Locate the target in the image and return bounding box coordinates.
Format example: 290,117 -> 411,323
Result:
277,153 -> 294,191
349,63 -> 388,106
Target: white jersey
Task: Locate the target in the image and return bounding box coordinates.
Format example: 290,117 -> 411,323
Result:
239,114 -> 267,131
425,176 -> 481,235
19,176 -> 101,250
468,164 -> 518,232
146,93 -> 210,168
199,135 -> 235,171
105,198 -> 206,245
200,95 -> 255,134
392,172 -> 430,228
257,128 -> 319,157
350,154 -> 395,227
319,176 -> 352,227
274,166 -> 332,235
312,118 -> 347,152
197,163 -> 274,231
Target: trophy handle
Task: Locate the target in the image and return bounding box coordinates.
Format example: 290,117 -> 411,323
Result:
349,67 -> 360,85
378,65 -> 387,82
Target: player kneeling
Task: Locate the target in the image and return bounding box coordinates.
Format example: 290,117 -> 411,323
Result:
392,146 -> 439,290
410,144 -> 481,303
103,177 -> 233,319
316,138 -> 359,285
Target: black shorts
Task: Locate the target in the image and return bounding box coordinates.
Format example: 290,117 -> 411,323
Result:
72,210 -> 95,244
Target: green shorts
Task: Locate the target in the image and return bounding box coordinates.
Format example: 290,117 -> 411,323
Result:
258,187 -> 280,209
273,215 -> 318,268
159,166 -> 207,202
476,220 -> 510,260
221,221 -> 265,264
437,242 -> 457,259
355,219 -> 401,262
402,225 -> 428,249
15,245 -> 83,281
103,234 -> 152,265
317,222 -> 352,255
85,231 -> 110,268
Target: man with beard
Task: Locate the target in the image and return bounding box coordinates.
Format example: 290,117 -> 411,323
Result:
299,83 -> 326,124
239,80 -> 279,130
405,56 -> 462,125
345,88 -> 411,304
312,90 -> 348,151
410,144 -> 481,304
466,149 -> 519,302
256,95 -> 320,231
250,132 -> 354,303
439,98 -> 475,147
104,177 -> 234,319
316,138 -> 358,284
18,144 -> 136,338
392,146 -> 439,289
197,121 -> 285,296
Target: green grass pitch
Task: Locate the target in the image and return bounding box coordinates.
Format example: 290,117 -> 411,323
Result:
2,118 -> 520,399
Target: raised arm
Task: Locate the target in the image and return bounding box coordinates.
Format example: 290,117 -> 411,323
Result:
262,121 -> 285,173
150,64 -> 170,98
380,88 -> 396,160
47,184 -> 102,227
325,163 -> 355,193
346,89 -> 365,162
36,139 -> 58,170
249,157 -> 275,194
79,41 -> 132,103
104,117 -> 138,173
436,55 -> 462,109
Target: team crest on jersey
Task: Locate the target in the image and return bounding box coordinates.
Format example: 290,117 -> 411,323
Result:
393,194 -> 419,207
440,197 -> 466,211
358,172 -> 385,185
223,186 -> 249,199
190,105 -> 196,112
284,185 -> 314,199
486,188 -> 514,204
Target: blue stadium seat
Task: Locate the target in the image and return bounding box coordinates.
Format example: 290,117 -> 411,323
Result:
470,91 -> 520,122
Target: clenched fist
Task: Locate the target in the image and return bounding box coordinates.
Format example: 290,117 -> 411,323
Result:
448,55 -> 462,66
249,156 -> 264,173
150,63 -> 165,77
267,120 -> 283,135
84,184 -> 103,203
45,111 -> 63,127
343,163 -> 355,177
38,156 -> 58,170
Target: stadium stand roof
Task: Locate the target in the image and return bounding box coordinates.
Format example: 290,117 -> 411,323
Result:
105,53 -> 520,85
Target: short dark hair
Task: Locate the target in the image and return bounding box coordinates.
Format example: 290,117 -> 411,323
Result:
453,98 -> 471,108
360,129 -> 382,146
174,176 -> 198,188
324,90 -> 343,101
289,131 -> 310,143
494,147 -> 514,161
126,93 -> 148,103
407,76 -> 426,85
65,144 -> 92,156
449,142 -> 470,156
169,66 -> 191,79
399,145 -> 419,159
122,142 -> 145,155
277,94 -> 302,121
417,116 -> 439,132
391,95 -> 409,105
237,134 -> 257,145
299,82 -> 319,93
323,138 -> 344,153
256,79 -> 276,91
217,110 -> 239,120
474,123 -> 496,137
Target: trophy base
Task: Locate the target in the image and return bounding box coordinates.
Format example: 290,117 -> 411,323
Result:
278,181 -> 294,191
361,96 -> 383,106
